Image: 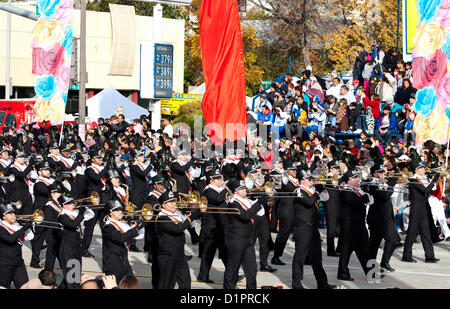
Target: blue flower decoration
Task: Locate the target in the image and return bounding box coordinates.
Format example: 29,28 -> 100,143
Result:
446,107 -> 450,126
62,92 -> 68,104
417,0 -> 443,23
413,87 -> 437,118
35,75 -> 57,101
37,0 -> 60,20
443,31 -> 450,60
61,26 -> 73,56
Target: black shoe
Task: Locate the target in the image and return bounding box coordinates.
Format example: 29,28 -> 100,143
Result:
271,257 -> 286,265
337,275 -> 354,281
395,242 -> 404,248
425,257 -> 440,263
129,246 -> 143,253
147,254 -> 153,263
260,265 -> 277,273
29,262 -> 43,269
82,251 -> 95,258
446,236 -> 450,241
327,252 -> 340,257
185,255 -> 193,261
197,277 -> 214,283
237,274 -> 245,282
401,257 -> 417,263
380,263 -> 395,272
41,244 -> 47,250
318,283 -> 336,289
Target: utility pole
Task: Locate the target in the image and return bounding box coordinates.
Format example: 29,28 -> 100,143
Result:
79,0 -> 87,141
5,0 -> 12,99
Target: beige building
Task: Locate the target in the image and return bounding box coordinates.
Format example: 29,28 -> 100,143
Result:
0,3 -> 185,104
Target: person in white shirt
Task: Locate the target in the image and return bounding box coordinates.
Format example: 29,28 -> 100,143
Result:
326,77 -> 343,99
337,85 -> 356,104
162,116 -> 173,138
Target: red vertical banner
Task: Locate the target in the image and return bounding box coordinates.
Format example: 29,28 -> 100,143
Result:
199,0 -> 247,145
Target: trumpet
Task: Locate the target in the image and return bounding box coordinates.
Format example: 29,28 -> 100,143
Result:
16,210 -> 64,230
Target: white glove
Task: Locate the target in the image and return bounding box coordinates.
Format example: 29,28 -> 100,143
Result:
319,190 -> 330,202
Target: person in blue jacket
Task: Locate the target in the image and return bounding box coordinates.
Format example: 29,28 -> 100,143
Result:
376,106 -> 398,144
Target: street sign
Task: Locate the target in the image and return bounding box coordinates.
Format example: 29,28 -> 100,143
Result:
140,42 -> 174,99
261,81 -> 271,85
154,43 -> 174,98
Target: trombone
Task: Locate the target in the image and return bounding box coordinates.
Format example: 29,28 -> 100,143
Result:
74,192 -> 105,209
16,210 -> 64,230
175,191 -> 240,214
123,203 -> 205,222
0,172 -> 15,183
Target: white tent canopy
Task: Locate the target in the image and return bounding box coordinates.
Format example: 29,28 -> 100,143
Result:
86,85 -> 148,121
189,83 -> 254,109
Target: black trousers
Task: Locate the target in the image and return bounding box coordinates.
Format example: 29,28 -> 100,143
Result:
325,203 -> 340,254
0,262 -> 28,289
44,230 -> 61,270
59,248 -> 81,289
253,215 -> 270,266
223,238 -> 257,289
104,254 -> 133,284
157,249 -> 191,289
273,205 -> 294,259
30,226 -> 46,265
402,210 -> 435,260
198,229 -> 227,280
291,219 -> 328,289
368,220 -> 397,265
337,222 -> 371,279
81,209 -> 107,253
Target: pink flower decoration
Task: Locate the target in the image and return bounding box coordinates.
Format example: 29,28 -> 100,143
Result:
55,0 -> 74,24
437,71 -> 450,99
436,2 -> 450,27
56,61 -> 71,91
412,49 -> 448,89
32,43 -> 64,76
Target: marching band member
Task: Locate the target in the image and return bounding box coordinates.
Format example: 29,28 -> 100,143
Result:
291,170 -> 335,289
223,179 -> 263,289
59,147 -> 77,173
43,185 -> 63,271
0,204 -> 34,288
402,162 -> 440,263
129,150 -> 153,252
271,159 -> 298,266
102,200 -> 145,283
30,162 -> 54,269
245,165 -> 276,273
82,151 -> 109,258
57,196 -> 95,289
145,174 -> 166,286
0,148 -> 13,203
0,148 -> 12,174
337,171 -> 374,281
198,169 -> 228,283
324,163 -> 342,257
47,143 -> 60,173
170,150 -> 200,245
428,175 -> 450,241
9,151 -> 36,215
367,166 -> 399,272
156,191 -> 202,289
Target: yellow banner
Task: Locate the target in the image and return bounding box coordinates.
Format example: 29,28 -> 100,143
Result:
161,93 -> 204,116
404,0 -> 420,56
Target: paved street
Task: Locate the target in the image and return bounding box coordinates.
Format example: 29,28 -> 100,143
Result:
21,225 -> 450,289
